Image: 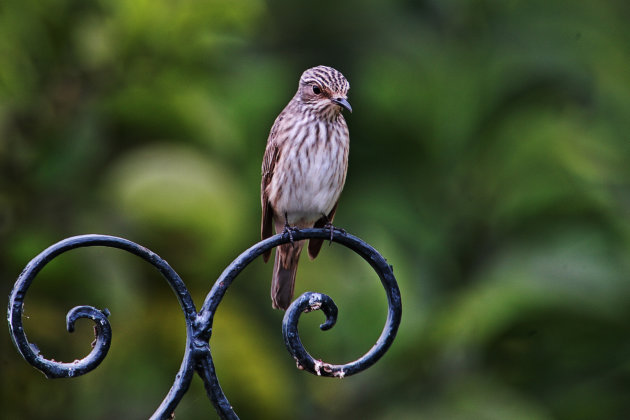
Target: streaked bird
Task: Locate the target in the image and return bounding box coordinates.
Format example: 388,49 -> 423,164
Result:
261,65 -> 352,310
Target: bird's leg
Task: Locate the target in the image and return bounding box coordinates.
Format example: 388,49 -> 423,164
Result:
282,212 -> 298,243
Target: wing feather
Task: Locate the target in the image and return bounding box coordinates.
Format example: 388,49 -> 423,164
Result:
307,201 -> 339,259
261,114 -> 285,262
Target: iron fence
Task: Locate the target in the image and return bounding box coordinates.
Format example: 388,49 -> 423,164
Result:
8,228 -> 402,419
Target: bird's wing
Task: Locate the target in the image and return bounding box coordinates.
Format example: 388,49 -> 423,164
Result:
307,201 -> 339,260
261,116 -> 283,263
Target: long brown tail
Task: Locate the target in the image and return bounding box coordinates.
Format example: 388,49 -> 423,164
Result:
271,241 -> 304,310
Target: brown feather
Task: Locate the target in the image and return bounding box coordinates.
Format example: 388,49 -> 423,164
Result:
271,240 -> 303,310
308,202 -> 338,259
261,142 -> 280,263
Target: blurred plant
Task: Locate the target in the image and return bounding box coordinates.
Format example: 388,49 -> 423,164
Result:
2,0 -> 630,418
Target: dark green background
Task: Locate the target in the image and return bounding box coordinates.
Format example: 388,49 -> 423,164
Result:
2,0 -> 630,418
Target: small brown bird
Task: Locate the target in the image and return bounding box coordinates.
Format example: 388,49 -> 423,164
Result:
261,65 -> 352,310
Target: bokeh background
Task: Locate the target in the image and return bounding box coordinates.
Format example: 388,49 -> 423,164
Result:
3,0 -> 630,418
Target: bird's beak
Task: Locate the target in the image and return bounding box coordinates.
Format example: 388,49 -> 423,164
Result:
332,97 -> 352,113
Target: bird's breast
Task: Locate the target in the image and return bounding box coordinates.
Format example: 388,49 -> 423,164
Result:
268,119 -> 349,225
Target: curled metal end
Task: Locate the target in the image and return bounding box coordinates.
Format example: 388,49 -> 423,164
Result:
66,306 -> 111,333
44,306 -> 113,379
282,292 -> 345,377
301,293 -> 338,331
65,305 -> 112,375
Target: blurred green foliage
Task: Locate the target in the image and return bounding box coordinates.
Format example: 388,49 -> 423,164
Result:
2,0 -> 630,418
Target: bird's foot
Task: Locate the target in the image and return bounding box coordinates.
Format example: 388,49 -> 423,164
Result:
324,222 -> 345,245
282,222 -> 299,243
282,212 -> 300,243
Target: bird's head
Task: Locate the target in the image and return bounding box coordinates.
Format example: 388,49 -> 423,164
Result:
297,65 -> 351,117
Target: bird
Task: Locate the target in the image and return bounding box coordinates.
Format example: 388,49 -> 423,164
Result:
261,65 -> 352,310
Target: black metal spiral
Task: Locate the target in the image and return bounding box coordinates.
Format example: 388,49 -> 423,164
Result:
7,229 -> 402,419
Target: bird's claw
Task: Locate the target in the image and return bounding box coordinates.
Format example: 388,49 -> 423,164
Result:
282,212 -> 300,243
324,222 -> 345,245
282,223 -> 299,243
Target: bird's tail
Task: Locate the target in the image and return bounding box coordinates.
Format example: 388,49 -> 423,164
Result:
271,241 -> 304,310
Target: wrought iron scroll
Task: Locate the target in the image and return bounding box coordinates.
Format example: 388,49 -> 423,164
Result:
7,228 -> 402,419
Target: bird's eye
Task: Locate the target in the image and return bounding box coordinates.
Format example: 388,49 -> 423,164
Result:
312,85 -> 321,95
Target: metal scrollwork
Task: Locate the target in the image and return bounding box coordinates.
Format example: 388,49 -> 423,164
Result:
7,229 -> 402,419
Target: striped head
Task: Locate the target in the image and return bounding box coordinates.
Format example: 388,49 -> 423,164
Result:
296,65 -> 352,117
